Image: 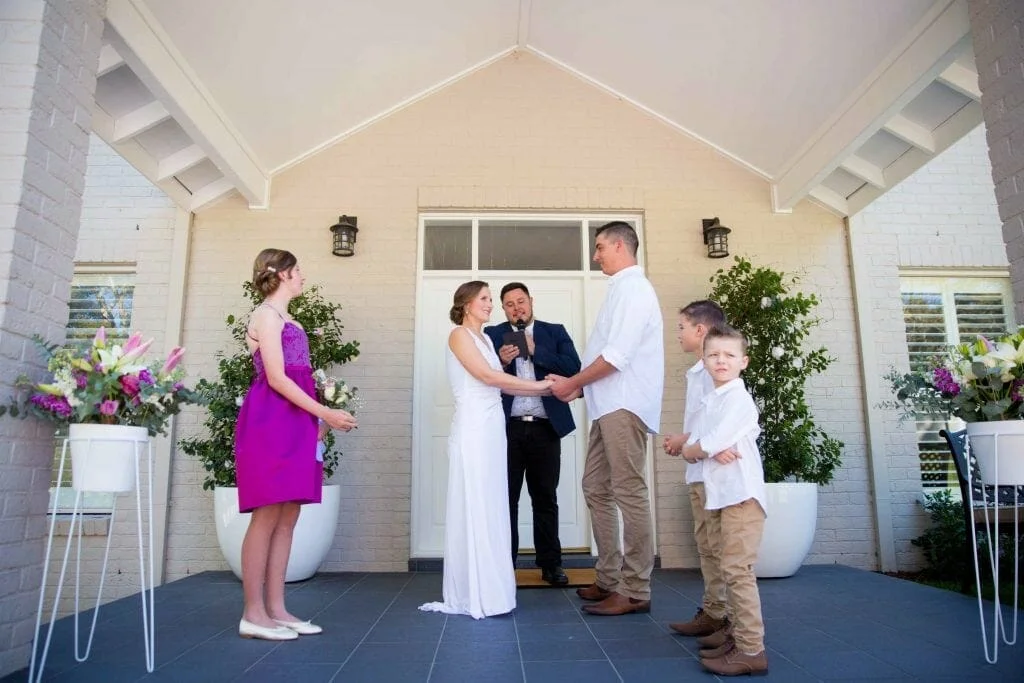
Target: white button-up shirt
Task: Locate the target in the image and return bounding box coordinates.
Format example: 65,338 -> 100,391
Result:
686,378 -> 766,513
684,361 -> 715,485
582,265 -> 664,433
511,322 -> 547,418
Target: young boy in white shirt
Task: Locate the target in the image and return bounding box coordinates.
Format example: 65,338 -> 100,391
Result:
663,301 -> 730,643
681,325 -> 768,677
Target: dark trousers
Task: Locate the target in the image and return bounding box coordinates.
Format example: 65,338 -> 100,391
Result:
507,419 -> 562,568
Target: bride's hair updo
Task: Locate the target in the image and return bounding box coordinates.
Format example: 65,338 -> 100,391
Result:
252,248 -> 297,296
450,280 -> 488,324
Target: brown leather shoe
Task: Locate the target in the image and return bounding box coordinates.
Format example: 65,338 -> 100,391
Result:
668,608 -> 728,636
581,592 -> 651,616
697,621 -> 733,648
576,583 -> 612,602
701,648 -> 768,677
699,636 -> 735,659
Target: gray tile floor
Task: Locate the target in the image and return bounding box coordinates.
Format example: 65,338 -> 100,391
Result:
3,565 -> 1023,682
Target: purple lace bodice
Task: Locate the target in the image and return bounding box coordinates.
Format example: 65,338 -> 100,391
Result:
253,322 -> 311,375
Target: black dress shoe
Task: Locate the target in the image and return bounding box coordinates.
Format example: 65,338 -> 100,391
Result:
541,566 -> 569,586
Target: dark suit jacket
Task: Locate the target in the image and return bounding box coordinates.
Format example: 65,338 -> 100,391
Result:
484,320 -> 581,439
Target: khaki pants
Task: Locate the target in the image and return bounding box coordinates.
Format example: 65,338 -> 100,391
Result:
689,482 -> 728,619
708,497 -> 766,653
581,409 -> 653,601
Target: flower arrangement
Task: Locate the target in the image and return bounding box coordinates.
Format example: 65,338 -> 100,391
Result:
708,257 -> 843,484
884,326 -> 1024,424
179,282 -> 359,490
314,369 -> 361,413
0,329 -> 200,436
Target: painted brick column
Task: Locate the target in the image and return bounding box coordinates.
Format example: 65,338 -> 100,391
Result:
967,0 -> 1024,318
0,0 -> 104,676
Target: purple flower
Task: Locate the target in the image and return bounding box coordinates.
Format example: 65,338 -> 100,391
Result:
119,374 -> 141,397
172,381 -> 184,392
932,367 -> 961,396
138,368 -> 155,385
29,393 -> 72,418
73,371 -> 87,389
1012,379 -> 1024,403
98,399 -> 119,416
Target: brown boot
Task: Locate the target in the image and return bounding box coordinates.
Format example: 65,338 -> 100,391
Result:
701,648 -> 768,677
699,636 -> 734,660
668,608 -> 727,636
697,621 -> 732,649
576,583 -> 612,602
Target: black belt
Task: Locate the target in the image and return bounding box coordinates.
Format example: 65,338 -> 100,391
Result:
510,415 -> 548,422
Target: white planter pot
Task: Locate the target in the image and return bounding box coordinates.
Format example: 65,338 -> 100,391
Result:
754,482 -> 817,578
965,420 -> 1024,486
67,423 -> 149,493
213,485 -> 340,582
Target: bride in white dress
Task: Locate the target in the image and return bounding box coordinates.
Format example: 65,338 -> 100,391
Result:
420,281 -> 553,619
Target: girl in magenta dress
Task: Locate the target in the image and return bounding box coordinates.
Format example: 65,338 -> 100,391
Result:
233,248 -> 358,642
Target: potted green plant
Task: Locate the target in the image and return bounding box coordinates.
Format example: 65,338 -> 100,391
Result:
179,282 -> 359,581
708,256 -> 843,577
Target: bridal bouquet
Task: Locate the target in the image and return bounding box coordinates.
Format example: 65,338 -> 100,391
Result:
314,368 -> 360,413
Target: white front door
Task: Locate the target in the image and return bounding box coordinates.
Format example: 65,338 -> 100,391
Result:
411,276 -> 589,556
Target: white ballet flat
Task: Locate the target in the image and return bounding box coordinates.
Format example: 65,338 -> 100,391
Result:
274,619 -> 323,635
239,618 -> 298,641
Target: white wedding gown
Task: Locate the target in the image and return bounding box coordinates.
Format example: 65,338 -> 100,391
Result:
419,328 -> 516,619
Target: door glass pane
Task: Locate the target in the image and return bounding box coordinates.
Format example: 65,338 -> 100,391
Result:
479,219 -> 582,271
424,220 -> 471,270
588,220 -> 636,271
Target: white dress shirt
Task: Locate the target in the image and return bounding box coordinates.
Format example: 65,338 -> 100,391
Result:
510,321 -> 547,418
582,265 -> 664,433
686,378 -> 766,513
684,361 -> 715,485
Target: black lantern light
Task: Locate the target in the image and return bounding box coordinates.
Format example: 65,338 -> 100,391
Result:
329,215 -> 358,257
701,217 -> 731,259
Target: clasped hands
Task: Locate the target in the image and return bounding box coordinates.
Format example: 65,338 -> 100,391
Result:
662,433 -> 740,464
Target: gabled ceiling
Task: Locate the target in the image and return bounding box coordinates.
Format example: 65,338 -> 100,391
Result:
92,0 -> 983,216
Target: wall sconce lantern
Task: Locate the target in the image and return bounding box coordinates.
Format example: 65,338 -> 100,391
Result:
701,217 -> 731,259
330,215 -> 358,257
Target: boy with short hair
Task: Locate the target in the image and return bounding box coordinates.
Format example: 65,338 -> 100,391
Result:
682,325 -> 768,676
664,301 -> 729,642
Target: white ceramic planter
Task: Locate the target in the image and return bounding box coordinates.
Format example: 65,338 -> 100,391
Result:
754,482 -> 817,578
67,423 -> 149,492
214,485 -> 340,582
965,420 -> 1024,486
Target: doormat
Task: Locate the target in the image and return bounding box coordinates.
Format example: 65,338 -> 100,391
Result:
515,567 -> 596,588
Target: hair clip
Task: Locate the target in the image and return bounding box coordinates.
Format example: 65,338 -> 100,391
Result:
266,266 -> 277,273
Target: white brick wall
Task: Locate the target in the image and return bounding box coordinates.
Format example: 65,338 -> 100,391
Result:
0,0 -> 104,677
857,125 -> 1005,570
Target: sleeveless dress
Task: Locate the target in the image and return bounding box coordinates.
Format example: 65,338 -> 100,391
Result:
234,321 -> 322,513
419,328 -> 516,619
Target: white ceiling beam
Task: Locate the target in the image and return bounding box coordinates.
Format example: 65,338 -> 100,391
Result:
105,0 -> 270,209
846,101 -> 983,215
808,186 -> 849,216
840,155 -> 887,190
188,177 -> 236,212
157,144 -> 206,181
883,114 -> 936,154
111,100 -> 170,143
96,43 -> 124,77
937,61 -> 981,100
516,0 -> 532,47
771,0 -> 970,213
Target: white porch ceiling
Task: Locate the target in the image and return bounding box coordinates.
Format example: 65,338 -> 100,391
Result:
92,0 -> 983,216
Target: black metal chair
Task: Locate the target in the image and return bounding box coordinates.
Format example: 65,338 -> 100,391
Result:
939,428 -> 1024,591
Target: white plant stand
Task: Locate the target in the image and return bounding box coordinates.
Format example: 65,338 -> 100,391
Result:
965,434 -> 1021,665
28,431 -> 155,682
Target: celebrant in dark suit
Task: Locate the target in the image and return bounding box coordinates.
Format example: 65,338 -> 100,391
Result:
485,282 -> 581,586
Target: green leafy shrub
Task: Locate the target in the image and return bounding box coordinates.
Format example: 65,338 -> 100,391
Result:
179,282 -> 359,490
708,256 -> 843,484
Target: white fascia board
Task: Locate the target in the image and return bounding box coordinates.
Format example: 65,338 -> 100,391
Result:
771,0 -> 969,212
104,0 -> 270,209
807,186 -> 849,216
157,144 -> 206,182
112,100 -> 170,142
937,61 -> 981,100
97,44 -> 124,77
882,114 -> 937,154
189,177 -> 237,213
840,155 -> 887,190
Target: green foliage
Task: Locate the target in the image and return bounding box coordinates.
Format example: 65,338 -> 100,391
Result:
708,256 -> 843,484
912,489 -> 971,581
178,283 -> 359,490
